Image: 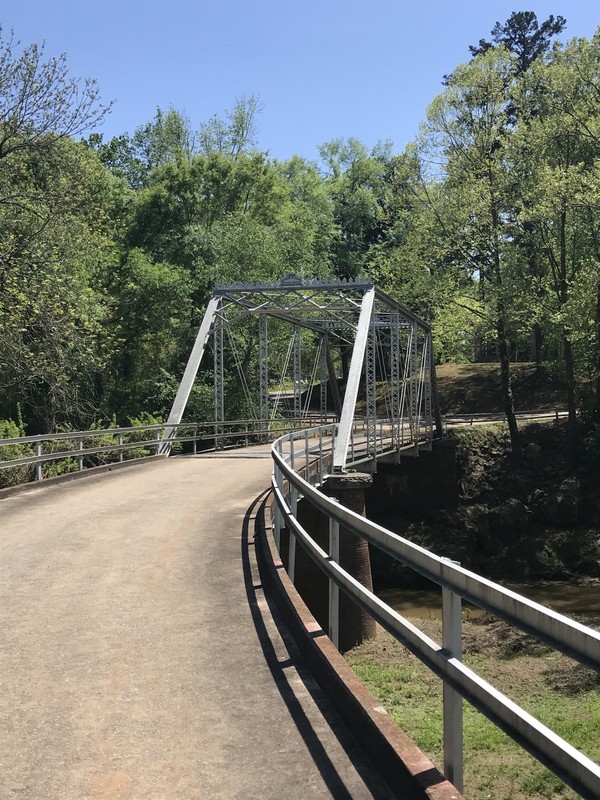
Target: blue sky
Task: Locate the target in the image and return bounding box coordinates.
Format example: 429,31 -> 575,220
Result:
3,1 -> 599,162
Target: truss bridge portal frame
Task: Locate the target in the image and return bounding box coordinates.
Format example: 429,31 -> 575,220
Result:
161,274 -> 437,470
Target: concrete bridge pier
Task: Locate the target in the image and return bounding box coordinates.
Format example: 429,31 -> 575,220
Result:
282,473 -> 376,653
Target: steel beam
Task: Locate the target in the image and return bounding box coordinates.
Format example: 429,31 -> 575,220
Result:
214,323 -> 224,448
390,312 -> 401,449
259,315 -> 269,426
324,336 -> 343,419
333,287 -> 375,470
409,322 -> 418,442
365,319 -> 376,459
159,295 -> 220,454
293,327 -> 302,417
319,338 -> 328,419
423,332 -> 433,439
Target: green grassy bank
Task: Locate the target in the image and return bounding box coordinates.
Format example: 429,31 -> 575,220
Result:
346,617 -> 600,800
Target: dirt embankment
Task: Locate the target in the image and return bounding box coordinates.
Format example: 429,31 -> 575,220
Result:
372,363 -> 600,584
435,361 -> 568,415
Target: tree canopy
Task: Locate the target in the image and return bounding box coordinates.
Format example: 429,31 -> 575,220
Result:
2,12 -> 600,465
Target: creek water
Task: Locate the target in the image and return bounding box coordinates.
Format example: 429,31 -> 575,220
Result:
378,581 -> 600,620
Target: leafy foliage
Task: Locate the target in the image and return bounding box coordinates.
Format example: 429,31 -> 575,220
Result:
3,14 -> 600,443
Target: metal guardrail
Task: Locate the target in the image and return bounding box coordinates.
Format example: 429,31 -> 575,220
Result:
0,413 -> 427,486
270,425 -> 600,799
443,407 -> 567,429
0,417 -> 339,485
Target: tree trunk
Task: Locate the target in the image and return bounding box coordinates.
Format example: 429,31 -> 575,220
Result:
563,335 -> 578,469
533,323 -> 544,371
497,317 -> 521,463
489,170 -> 520,462
558,206 -> 577,466
596,274 -> 600,416
429,342 -> 444,439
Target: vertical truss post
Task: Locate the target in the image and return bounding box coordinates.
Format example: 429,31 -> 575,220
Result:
409,321 -> 418,443
293,326 -> 302,419
423,331 -> 433,441
390,312 -> 401,450
324,335 -> 343,420
214,323 -> 225,450
366,316 -> 377,460
259,315 -> 269,436
319,337 -> 328,421
333,287 -> 375,470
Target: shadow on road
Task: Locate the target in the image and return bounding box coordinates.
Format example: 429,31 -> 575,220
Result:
239,490 -> 394,800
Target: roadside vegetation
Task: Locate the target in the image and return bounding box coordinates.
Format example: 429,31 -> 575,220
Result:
358,363 -> 600,799
347,617 -> 600,800
1,11 -> 600,462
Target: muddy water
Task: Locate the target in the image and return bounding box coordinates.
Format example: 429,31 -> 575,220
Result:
378,582 -> 600,620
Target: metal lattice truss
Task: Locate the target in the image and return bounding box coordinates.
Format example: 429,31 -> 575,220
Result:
161,273 -> 436,469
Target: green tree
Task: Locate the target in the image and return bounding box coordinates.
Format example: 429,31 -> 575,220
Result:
0,28 -> 110,164
514,30 -> 600,444
275,155 -> 335,277
318,137 -> 391,280
105,248 -> 192,418
421,48 -> 523,459
0,138 -> 122,429
198,94 -> 262,159
88,106 -> 196,189
469,11 -> 566,74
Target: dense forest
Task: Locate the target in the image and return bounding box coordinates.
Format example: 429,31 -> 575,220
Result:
1,12 -> 600,462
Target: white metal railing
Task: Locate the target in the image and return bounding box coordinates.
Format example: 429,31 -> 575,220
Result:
0,416 -> 338,486
443,408 -> 568,430
270,425 -> 600,799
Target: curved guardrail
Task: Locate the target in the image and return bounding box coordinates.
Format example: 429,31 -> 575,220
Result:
270,424 -> 600,799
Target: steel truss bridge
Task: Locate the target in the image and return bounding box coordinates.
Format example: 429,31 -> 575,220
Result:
159,274 -> 440,467
1,277 -> 599,799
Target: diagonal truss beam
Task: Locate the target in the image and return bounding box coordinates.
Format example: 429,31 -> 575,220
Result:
159,295 -> 220,455
332,287 -> 375,470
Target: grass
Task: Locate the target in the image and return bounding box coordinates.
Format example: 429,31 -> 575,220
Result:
346,617 -> 600,800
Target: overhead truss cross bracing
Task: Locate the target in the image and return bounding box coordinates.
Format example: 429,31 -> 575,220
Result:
161,273 -> 437,469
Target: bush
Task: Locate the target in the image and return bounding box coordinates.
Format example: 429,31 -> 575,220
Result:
0,415 -> 34,488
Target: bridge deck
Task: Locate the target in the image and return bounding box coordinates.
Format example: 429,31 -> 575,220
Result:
0,454 -> 394,799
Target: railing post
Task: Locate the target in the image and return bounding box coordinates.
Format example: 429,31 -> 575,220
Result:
192,425 -> 197,456
156,428 -> 161,454
442,558 -> 463,794
78,438 -> 84,471
35,440 -> 42,481
118,432 -> 123,462
272,461 -> 281,551
289,486 -> 298,583
328,499 -> 340,650
318,428 -> 323,485
304,429 -> 309,480
274,502 -> 282,551
275,450 -> 284,552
